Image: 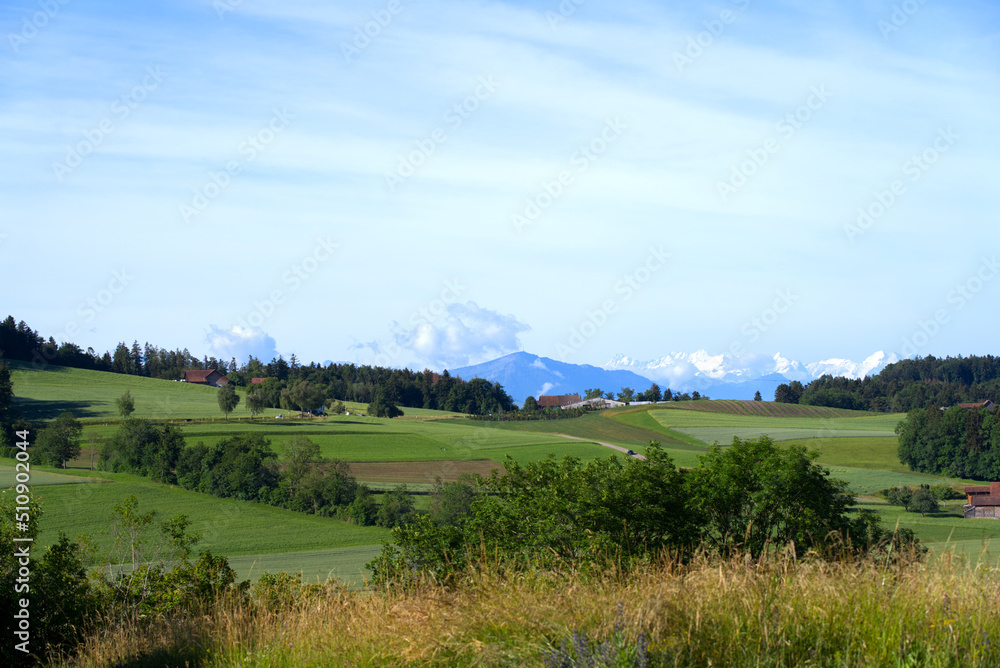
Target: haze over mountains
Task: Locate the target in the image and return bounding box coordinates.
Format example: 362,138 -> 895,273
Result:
452,350 -> 898,404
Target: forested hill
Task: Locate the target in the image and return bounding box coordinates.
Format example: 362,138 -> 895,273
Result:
775,355 -> 1000,412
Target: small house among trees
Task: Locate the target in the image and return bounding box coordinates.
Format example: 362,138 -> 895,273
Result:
958,400 -> 995,411
182,369 -> 230,387
963,482 -> 1000,518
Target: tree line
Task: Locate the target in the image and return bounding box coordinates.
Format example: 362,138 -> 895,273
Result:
95,417 -> 414,528
896,404 -> 1000,480
774,355 -> 1000,412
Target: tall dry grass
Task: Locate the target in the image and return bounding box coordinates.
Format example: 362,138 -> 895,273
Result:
58,548 -> 1000,667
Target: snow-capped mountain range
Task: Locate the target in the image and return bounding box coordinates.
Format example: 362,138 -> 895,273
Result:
603,350 -> 898,397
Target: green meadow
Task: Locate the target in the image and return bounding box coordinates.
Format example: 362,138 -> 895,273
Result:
1,466 -> 390,555
647,406 -> 903,444
6,360 -> 284,421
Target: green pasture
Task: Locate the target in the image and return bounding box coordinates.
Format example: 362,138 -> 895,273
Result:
854,499 -> 1000,562
0,462 -> 390,558
6,361 -> 284,422
176,417 -> 594,464
465,412 -> 696,449
823,464 -> 969,496
784,436 -> 903,470
647,409 -> 904,445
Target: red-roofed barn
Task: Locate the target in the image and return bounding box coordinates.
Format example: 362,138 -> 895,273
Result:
964,481 -> 1000,518
182,369 -> 230,387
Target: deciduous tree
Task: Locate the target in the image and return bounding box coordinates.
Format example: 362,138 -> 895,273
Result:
35,412 -> 82,468
116,390 -> 135,419
686,435 -> 853,558
245,389 -> 265,420
217,383 -> 240,421
909,485 -> 939,516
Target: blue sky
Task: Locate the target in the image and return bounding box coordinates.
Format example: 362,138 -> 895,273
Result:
2,0 -> 998,373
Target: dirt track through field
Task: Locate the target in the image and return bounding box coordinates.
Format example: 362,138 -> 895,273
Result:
557,434 -> 646,460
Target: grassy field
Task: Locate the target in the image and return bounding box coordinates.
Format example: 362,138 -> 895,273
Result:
855,498 -> 1000,560
646,406 -> 903,444
467,411 -> 694,448
6,360 -> 286,421
653,399 -> 867,418
225,545 -> 382,587
0,462 -> 390,562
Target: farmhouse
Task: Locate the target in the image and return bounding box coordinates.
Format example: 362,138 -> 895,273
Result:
963,481 -> 1000,518
182,369 -> 230,387
537,394 -> 582,409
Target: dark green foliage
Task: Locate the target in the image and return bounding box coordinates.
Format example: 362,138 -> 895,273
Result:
772,355 -> 1000,412
617,388 -> 635,404
34,412 -> 82,468
377,485 -> 416,528
287,380 -> 323,414
774,380 -> 804,404
0,418 -> 34,459
99,420 -> 184,483
115,390 -> 135,419
0,360 -> 13,422
217,382 -> 240,420
1,494 -> 99,666
106,430 -> 363,518
33,534 -> 100,657
686,436 -> 854,558
245,388 -> 265,419
523,395 -> 539,411
368,388 -> 403,418
290,459 -> 358,515
429,475 -> 479,527
370,436 -> 923,587
640,383 -> 662,403
347,485 -> 378,526
897,405 -> 1000,479
930,485 -> 964,501
196,433 -> 278,501
881,486 -> 913,509
754,390 -> 762,402
369,443 -> 701,584
908,485 -> 940,516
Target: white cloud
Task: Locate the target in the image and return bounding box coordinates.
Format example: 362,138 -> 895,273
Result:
535,382 -> 554,398
206,325 -> 279,363
392,301 -> 530,369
